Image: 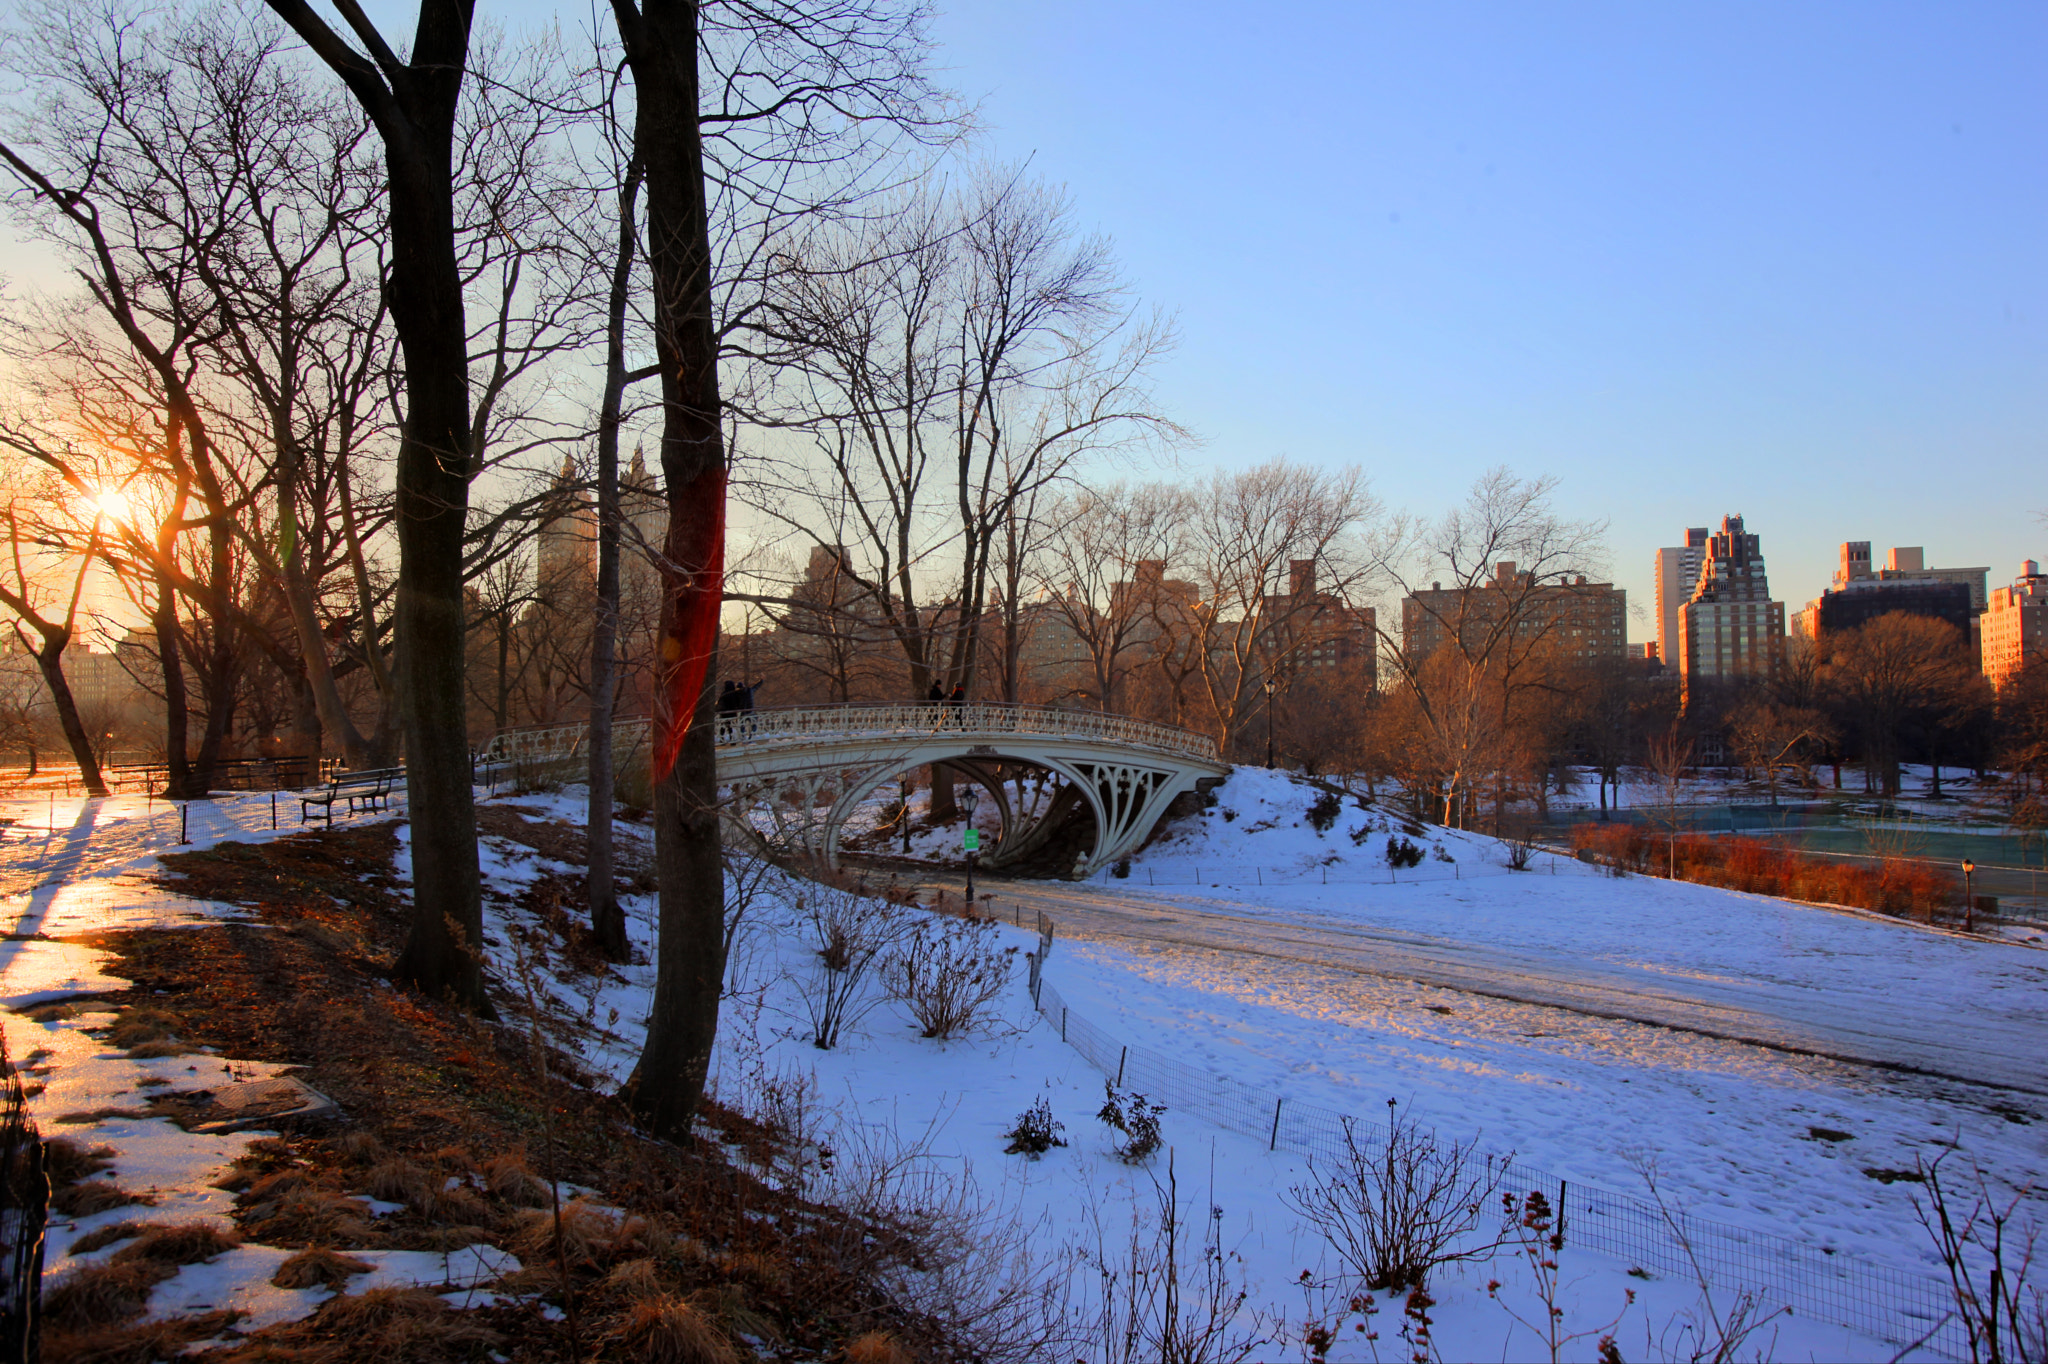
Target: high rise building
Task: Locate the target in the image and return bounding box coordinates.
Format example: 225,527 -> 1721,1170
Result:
1676,515 -> 1785,690
1982,560 -> 2048,692
535,455 -> 596,607
1653,528 -> 1710,670
1401,562 -> 1626,668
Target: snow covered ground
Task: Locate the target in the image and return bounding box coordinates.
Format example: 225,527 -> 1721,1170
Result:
2,777 -> 2031,1359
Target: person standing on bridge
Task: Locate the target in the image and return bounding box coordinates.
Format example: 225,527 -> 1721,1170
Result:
737,680 -> 762,737
947,683 -> 966,729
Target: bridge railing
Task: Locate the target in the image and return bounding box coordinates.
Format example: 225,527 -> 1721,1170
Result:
482,702 -> 1223,768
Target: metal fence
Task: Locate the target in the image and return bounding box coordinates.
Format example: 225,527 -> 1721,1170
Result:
1081,853 -> 1568,889
0,1031 -> 45,1362
1027,968 -> 1963,1359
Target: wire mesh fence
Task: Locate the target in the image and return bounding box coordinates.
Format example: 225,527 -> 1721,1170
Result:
1028,966 -> 1963,1358
0,1029 -> 46,1362
1080,853 -> 1573,889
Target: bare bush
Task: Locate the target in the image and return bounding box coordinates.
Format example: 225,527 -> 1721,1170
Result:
1488,1188 -> 1633,1364
1627,1153 -> 1788,1364
1911,1149 -> 2046,1364
889,914 -> 1016,1039
799,886 -> 909,1049
1285,1100 -> 1510,1292
1070,1152 -> 1270,1363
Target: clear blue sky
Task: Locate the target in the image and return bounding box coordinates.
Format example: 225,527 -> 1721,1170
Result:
927,0 -> 2047,632
14,1 -> 2042,638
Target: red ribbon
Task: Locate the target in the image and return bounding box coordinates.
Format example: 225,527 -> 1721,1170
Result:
653,462 -> 726,781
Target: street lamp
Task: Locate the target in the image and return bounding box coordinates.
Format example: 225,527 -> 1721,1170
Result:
1263,677 -> 1277,769
961,784 -> 981,906
901,774 -> 913,855
1962,858 -> 1976,931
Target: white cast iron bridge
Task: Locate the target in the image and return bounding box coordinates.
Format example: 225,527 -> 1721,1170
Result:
482,702 -> 1230,876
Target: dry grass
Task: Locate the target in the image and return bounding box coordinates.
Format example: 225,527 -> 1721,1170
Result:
21,1000 -> 82,1022
482,1150 -> 552,1207
360,1158 -> 434,1207
43,1308 -> 237,1364
105,1008 -> 179,1050
44,1136 -> 115,1185
67,1222 -> 146,1255
610,1294 -> 740,1364
510,1197 -> 631,1270
51,1180 -> 155,1217
92,823 -> 968,1360
842,1331 -> 915,1364
270,1248 -> 374,1291
109,1220 -> 240,1266
41,1260 -> 175,1332
294,1286 -> 506,1360
123,1038 -> 194,1059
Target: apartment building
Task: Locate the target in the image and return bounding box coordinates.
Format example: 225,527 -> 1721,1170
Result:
1982,560 -> 2048,691
1676,516 -> 1785,688
1401,562 -> 1626,668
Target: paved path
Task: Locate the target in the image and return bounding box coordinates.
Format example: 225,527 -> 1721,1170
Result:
941,873 -> 2048,1099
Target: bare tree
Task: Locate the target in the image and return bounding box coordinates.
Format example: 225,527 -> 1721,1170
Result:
1372,468 -> 1606,827
1821,612 -> 1979,798
254,0 -> 490,1010
1173,459 -> 1379,757
0,498 -> 109,794
1036,483 -> 1192,712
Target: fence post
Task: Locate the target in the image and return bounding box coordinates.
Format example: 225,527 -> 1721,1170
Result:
1256,867 -> 1262,886
1061,1007 -> 1067,1043
1269,1098 -> 1283,1151
1558,1180 -> 1568,1244
1116,1046 -> 1127,1087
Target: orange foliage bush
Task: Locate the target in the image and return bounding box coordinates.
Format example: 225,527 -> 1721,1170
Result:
1569,824 -> 1956,920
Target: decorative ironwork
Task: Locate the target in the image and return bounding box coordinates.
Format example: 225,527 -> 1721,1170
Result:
483,702 -> 1221,768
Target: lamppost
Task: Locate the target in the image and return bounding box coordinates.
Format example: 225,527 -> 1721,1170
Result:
961,784 -> 980,906
1263,677 -> 1277,769
1962,858 -> 1975,931
901,774 -> 913,855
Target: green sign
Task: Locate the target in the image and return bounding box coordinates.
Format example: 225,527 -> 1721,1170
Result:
963,828 -> 981,852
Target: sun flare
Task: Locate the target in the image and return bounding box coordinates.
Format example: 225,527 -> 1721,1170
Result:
91,488 -> 132,522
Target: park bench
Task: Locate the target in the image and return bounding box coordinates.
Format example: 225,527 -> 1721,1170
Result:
299,767 -> 401,827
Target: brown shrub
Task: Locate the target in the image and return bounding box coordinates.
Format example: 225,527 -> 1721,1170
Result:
1568,825 -> 1960,920
110,1221 -> 239,1266
270,1248 -> 374,1291
611,1295 -> 739,1364
123,1039 -> 193,1059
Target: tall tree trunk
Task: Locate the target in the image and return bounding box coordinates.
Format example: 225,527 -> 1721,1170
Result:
259,0 -> 486,1012
33,644 -> 106,797
152,563 -> 194,800
587,157 -> 644,964
614,0 -> 728,1140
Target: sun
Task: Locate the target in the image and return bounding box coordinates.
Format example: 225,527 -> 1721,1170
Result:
91,488 -> 132,522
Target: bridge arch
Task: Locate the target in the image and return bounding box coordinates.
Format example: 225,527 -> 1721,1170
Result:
484,702 -> 1230,877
